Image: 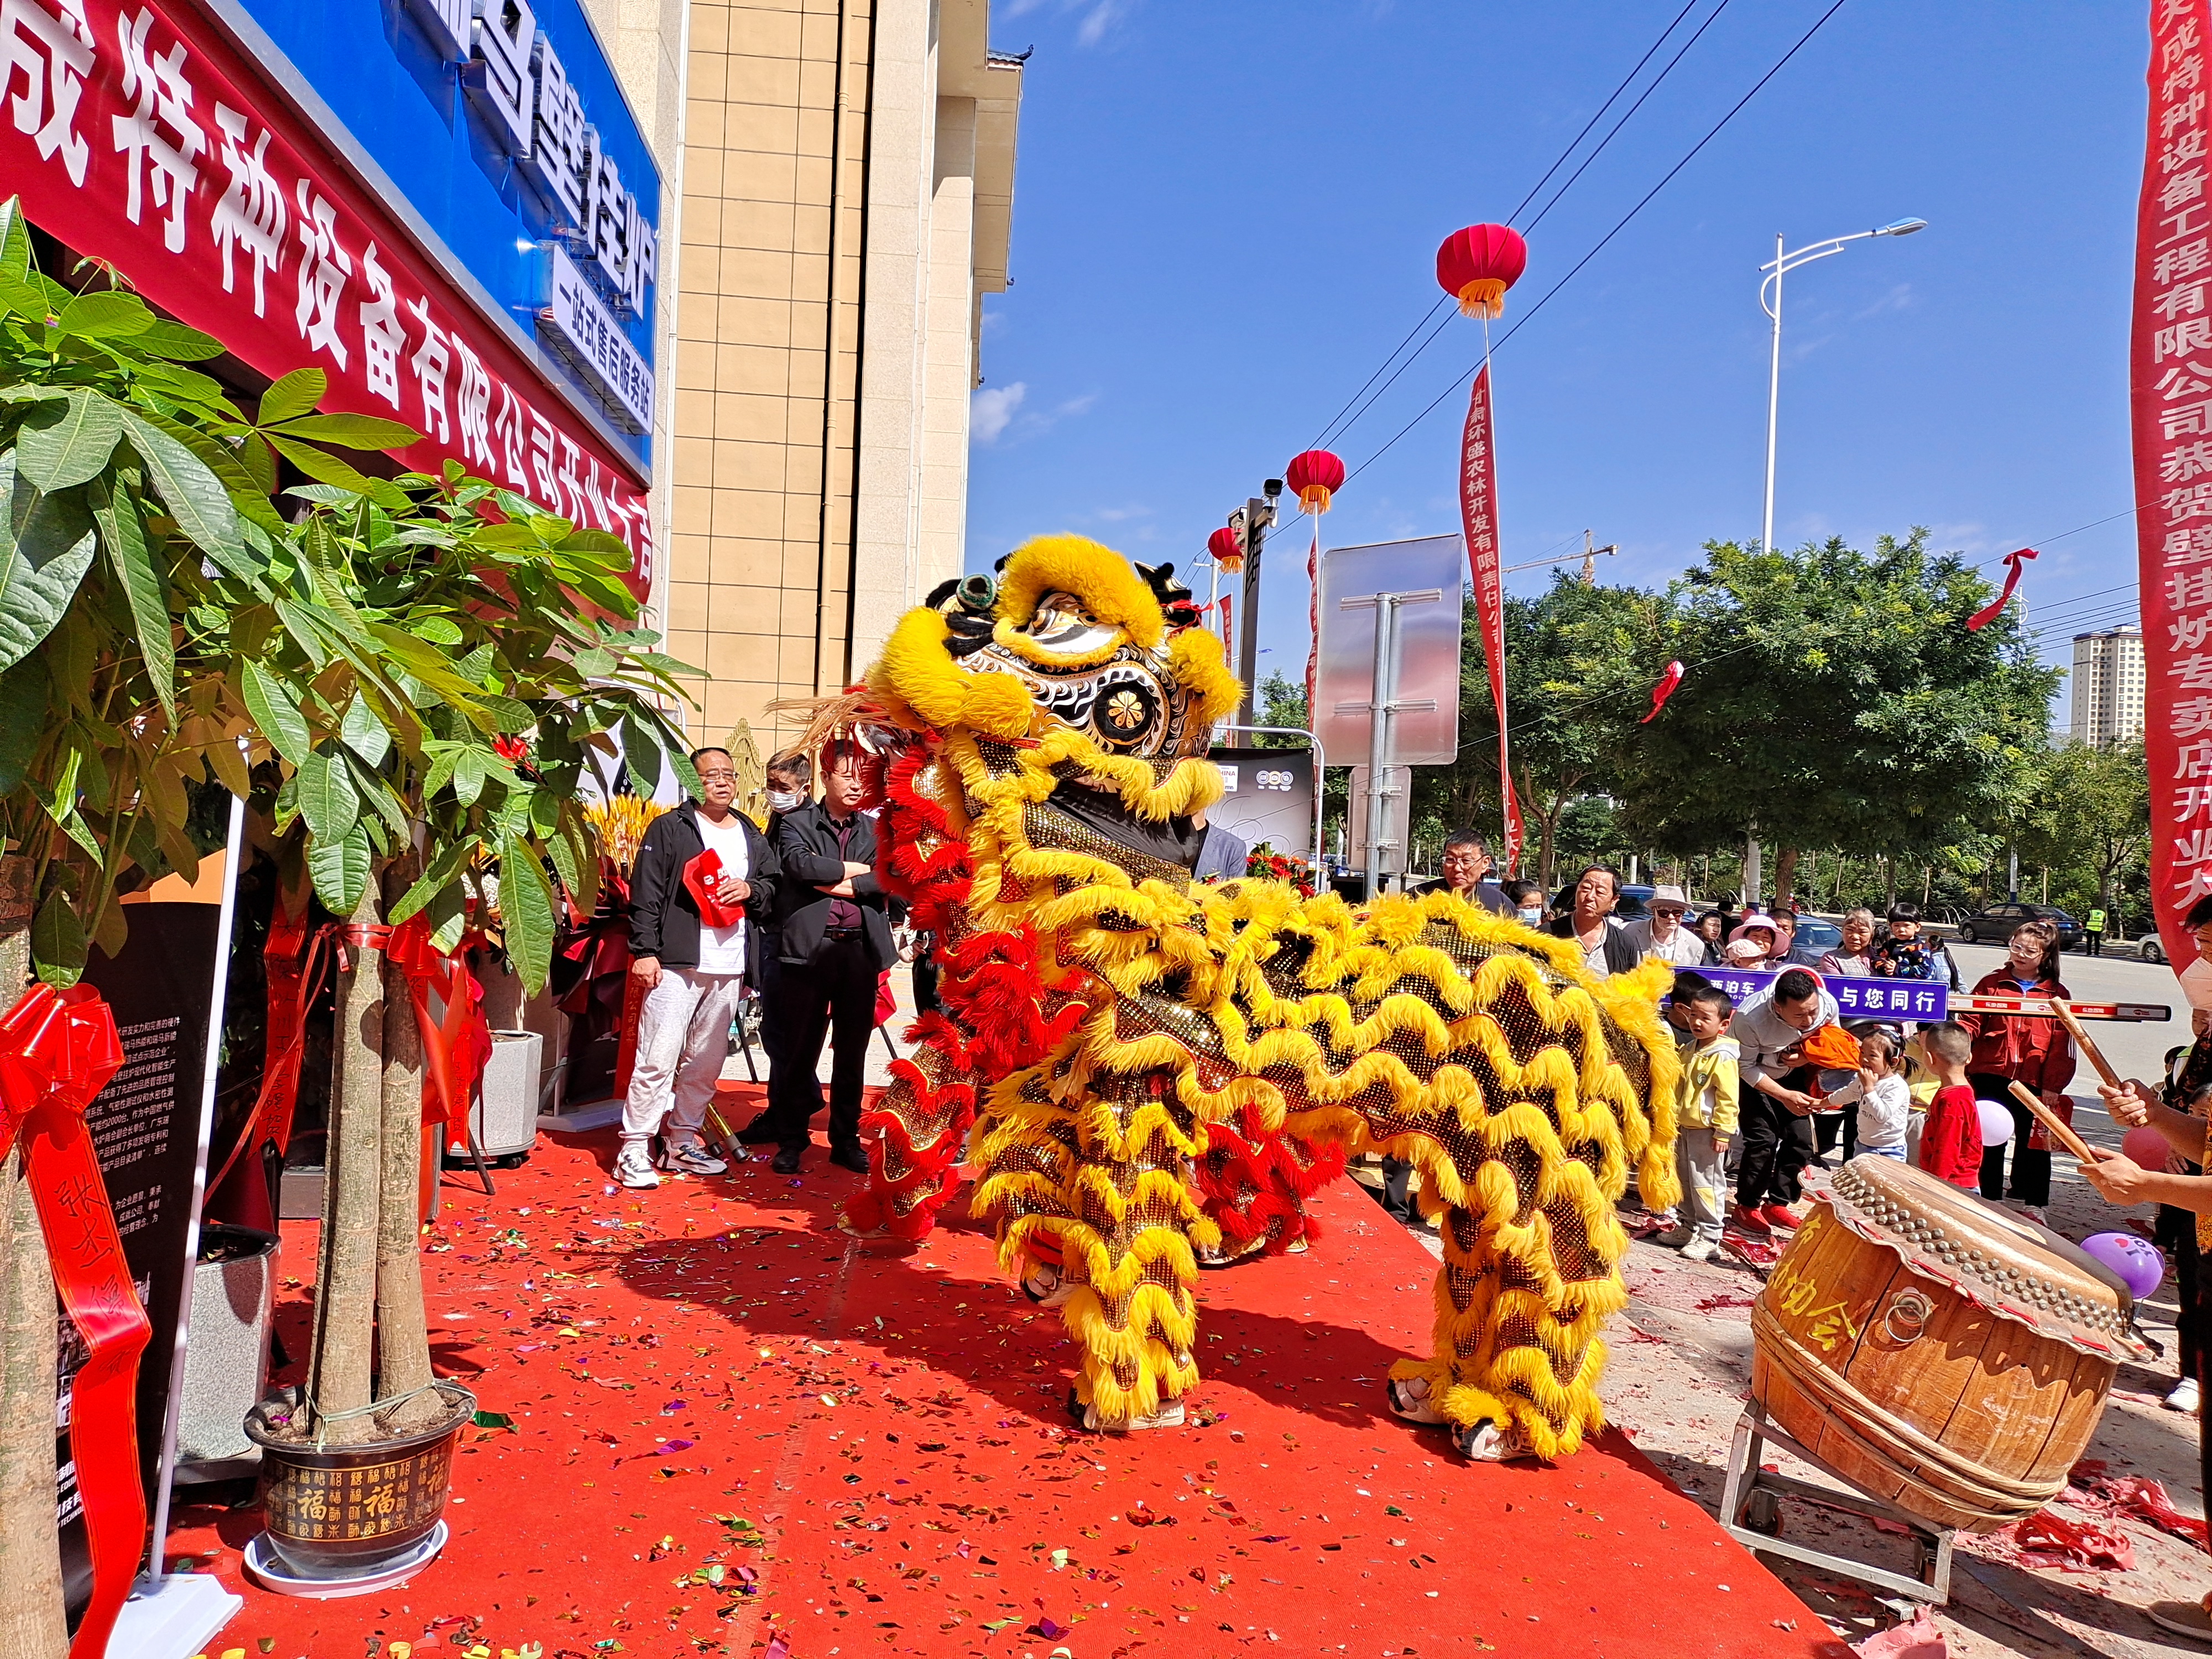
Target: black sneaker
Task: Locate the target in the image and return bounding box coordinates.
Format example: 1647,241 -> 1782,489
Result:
770,1148 -> 803,1175
828,1145 -> 870,1173
737,1123 -> 781,1146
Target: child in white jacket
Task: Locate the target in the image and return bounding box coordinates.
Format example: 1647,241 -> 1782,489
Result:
1824,1025 -> 1910,1160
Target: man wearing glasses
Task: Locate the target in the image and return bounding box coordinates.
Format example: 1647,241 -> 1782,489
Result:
1411,828 -> 1512,915
618,747 -> 781,1189
1621,884 -> 1706,968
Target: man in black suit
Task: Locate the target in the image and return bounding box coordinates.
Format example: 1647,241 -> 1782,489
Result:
763,742 -> 894,1173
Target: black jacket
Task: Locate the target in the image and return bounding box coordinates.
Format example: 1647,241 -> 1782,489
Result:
628,802 -> 781,977
1547,914 -> 1640,977
1412,877 -> 1513,916
774,802 -> 896,969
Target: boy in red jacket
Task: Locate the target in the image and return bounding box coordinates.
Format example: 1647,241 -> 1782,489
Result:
1918,1023 -> 1983,1190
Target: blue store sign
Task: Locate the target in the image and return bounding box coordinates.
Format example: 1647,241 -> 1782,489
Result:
220,0 -> 661,461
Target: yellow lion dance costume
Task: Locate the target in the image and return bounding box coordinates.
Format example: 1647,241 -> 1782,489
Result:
830,536 -> 1678,1461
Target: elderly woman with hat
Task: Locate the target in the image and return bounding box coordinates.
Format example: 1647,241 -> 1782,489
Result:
1620,884 -> 1707,967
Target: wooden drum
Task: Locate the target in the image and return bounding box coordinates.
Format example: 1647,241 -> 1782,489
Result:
1751,1156 -> 2149,1532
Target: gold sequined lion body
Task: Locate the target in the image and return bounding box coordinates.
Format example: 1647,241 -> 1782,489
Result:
833,535 -> 1679,1460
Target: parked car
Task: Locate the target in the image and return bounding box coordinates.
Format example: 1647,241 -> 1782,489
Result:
1792,916 -> 1844,956
2138,933 -> 2168,965
1949,902 -> 2084,950
1550,880 -> 1653,923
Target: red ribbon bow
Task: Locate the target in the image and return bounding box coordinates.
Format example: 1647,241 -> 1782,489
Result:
1966,546 -> 2037,632
0,983 -> 147,1659
1640,660 -> 1686,723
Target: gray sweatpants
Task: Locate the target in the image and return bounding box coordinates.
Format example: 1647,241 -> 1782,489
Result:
1673,1126 -> 1728,1244
620,967 -> 744,1151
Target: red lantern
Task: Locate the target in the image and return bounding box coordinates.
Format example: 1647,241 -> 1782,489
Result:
1435,223 -> 1527,320
1284,449 -> 1346,515
1207,524 -> 1244,573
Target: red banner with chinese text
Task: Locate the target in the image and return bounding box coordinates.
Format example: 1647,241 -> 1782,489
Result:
1459,364 -> 1522,873
2136,0 -> 2212,964
0,0 -> 651,587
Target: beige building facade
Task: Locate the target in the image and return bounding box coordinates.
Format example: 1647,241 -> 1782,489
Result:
2070,625 -> 2146,748
661,0 -> 1023,746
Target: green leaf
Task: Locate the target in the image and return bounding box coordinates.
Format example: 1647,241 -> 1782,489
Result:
86,478 -> 174,719
16,388 -> 123,491
543,812 -> 582,898
53,289 -> 152,340
416,615 -> 465,646
127,404 -> 285,537
119,409 -> 242,562
452,746 -> 490,806
267,411 -> 421,451
499,837 -> 555,993
0,453 -> 98,672
306,822 -> 371,916
340,692 -> 392,767
620,712 -> 665,798
131,319 -> 226,361
241,658 -> 311,766
258,368 -> 326,426
265,433 -> 410,510
295,749 -> 361,842
388,842 -> 464,924
0,656 -> 48,794
30,889 -> 87,988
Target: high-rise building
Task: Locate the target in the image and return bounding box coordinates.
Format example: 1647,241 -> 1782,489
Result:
2070,626 -> 2147,747
663,0 -> 1024,744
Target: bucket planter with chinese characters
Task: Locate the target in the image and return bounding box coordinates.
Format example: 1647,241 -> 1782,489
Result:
243,1380 -> 476,1588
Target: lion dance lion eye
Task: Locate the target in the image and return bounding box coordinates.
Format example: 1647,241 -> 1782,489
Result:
1104,690 -> 1146,730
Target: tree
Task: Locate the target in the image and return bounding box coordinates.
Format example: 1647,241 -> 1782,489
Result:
2019,738 -> 2150,933
1433,578 -> 1669,888
1617,533 -> 2057,889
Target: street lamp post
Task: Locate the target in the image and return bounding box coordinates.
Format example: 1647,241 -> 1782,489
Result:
1759,217 -> 1926,555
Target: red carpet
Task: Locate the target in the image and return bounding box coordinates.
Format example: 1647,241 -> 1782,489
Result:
169,1081 -> 1846,1658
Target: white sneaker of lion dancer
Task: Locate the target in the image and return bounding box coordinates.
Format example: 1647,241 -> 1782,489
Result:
1022,1263 -> 1076,1308
1387,1374 -> 1449,1426
1455,1417 -> 1538,1462
1081,1399 -> 1187,1433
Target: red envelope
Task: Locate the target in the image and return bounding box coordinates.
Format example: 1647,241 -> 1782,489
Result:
683,849 -> 746,926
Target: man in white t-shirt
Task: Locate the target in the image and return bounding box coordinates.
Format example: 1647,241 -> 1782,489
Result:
618,748 -> 781,1188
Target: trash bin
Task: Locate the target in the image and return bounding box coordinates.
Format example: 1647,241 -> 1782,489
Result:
175,1222 -> 278,1483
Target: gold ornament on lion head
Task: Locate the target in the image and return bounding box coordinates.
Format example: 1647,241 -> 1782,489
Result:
867,536 -> 1243,760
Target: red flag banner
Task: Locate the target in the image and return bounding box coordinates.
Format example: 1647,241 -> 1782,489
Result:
1459,364 -> 1522,872
2136,0 -> 2212,962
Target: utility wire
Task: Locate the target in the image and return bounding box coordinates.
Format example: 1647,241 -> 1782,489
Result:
1308,0 -> 1721,454
1522,0 -> 1736,235
1342,0 -> 1855,489
1506,0 -> 1706,226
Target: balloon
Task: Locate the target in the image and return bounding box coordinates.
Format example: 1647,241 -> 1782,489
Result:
1976,1098 -> 2015,1147
2124,1126 -> 2172,1171
2082,1230 -> 2168,1300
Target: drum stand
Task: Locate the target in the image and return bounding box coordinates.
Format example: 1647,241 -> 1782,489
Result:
1718,1401 -> 1956,1605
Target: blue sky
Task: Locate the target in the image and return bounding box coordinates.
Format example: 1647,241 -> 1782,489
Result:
966,0 -> 2146,714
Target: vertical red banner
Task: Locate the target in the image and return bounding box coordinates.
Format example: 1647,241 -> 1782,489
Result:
1459,364 -> 1522,872
1305,523 -> 1322,723
2135,0 -> 2212,964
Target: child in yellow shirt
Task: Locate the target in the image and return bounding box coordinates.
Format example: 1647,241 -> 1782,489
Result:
1663,980 -> 1740,1262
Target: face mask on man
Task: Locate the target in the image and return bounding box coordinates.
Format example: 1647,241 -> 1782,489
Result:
768,788 -> 801,812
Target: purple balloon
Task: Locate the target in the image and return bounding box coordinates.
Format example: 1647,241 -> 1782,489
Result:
2081,1230 -> 2167,1300
1975,1098 -> 2014,1147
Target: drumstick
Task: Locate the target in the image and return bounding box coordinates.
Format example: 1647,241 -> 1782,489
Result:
2047,996 -> 2124,1091
2006,1078 -> 2101,1165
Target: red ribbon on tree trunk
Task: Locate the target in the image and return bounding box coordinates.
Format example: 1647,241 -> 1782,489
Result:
0,983 -> 145,1659
1965,547 -> 2037,631
356,915 -> 494,1142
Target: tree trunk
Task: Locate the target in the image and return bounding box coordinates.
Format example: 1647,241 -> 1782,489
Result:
1885,857 -> 1898,909
306,884 -> 386,1444
1743,836 -> 1762,906
0,854 -> 63,1659
1773,846 -> 1801,911
374,860 -> 439,1434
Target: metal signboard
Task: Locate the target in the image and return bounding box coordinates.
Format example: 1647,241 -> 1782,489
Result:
1206,747 -> 1315,863
1346,765 -> 1411,878
1316,536 -> 1465,766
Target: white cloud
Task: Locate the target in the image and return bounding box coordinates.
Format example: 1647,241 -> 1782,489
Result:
1853,283 -> 1916,321
1052,392 -> 1098,420
972,382 -> 1026,445
1001,0 -> 1133,45
1094,503 -> 1150,523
